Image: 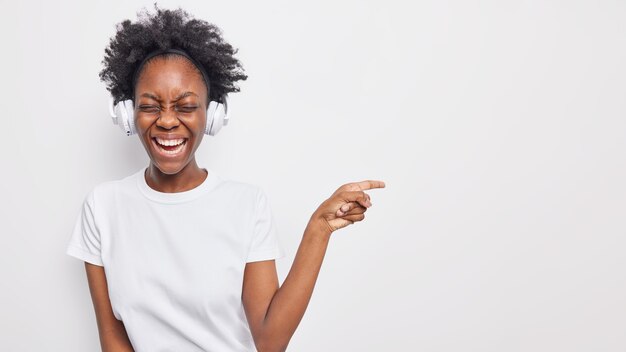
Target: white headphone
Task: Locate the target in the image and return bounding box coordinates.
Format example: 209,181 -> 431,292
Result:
108,94 -> 229,137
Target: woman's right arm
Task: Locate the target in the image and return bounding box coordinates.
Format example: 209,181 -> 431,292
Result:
85,262 -> 134,352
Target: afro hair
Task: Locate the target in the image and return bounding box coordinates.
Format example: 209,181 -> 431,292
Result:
99,3 -> 248,105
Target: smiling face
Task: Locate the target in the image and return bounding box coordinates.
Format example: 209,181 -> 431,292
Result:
133,55 -> 209,175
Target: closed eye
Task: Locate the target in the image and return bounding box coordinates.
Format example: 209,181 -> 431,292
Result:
177,106 -> 198,113
139,105 -> 160,113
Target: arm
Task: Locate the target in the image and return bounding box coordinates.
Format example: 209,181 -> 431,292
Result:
243,221 -> 331,352
84,262 -> 134,352
242,180 -> 385,351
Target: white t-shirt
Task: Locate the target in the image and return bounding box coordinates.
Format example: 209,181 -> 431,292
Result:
66,167 -> 285,351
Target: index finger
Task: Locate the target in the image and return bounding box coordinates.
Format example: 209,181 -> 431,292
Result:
353,180 -> 386,191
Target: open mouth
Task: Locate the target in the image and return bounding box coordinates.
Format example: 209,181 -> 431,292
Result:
151,137 -> 188,157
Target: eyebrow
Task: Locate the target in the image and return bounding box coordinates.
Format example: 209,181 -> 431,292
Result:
140,91 -> 198,102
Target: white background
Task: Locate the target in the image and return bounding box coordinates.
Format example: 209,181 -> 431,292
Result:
1,0 -> 625,351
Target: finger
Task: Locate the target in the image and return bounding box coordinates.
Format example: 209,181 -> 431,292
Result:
340,191 -> 372,209
352,180 -> 386,191
333,180 -> 386,196
336,202 -> 367,217
342,213 -> 366,223
344,204 -> 367,216
336,202 -> 356,217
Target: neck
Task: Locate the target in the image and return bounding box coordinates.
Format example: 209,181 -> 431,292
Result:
144,158 -> 207,193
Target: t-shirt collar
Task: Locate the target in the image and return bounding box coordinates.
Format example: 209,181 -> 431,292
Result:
136,166 -> 221,204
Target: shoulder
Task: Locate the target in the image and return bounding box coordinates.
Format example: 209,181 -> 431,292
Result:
215,174 -> 264,200
212,176 -> 269,217
88,170 -> 140,205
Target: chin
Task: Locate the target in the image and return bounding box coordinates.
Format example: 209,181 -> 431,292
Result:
150,161 -> 190,175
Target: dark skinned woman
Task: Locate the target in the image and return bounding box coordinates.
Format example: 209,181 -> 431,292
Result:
66,5 -> 385,351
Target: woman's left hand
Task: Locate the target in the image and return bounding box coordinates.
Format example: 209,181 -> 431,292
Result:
309,180 -> 386,234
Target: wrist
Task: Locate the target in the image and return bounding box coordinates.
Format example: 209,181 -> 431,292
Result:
306,214 -> 333,239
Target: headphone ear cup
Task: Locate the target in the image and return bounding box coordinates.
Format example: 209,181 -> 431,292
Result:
109,97 -> 119,123
124,100 -> 136,136
110,98 -> 136,136
112,100 -> 126,133
209,102 -> 226,136
206,101 -> 218,135
118,100 -> 134,136
221,94 -> 229,126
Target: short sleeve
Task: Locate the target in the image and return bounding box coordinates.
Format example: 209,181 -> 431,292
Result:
246,188 -> 286,263
65,189 -> 103,266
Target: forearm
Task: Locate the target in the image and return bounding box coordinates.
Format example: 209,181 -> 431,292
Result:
100,324 -> 134,352
259,219 -> 332,351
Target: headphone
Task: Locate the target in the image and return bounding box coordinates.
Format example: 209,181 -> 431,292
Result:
108,95 -> 229,137
107,48 -> 230,137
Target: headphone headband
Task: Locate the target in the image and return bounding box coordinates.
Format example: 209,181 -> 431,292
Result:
130,48 -> 212,100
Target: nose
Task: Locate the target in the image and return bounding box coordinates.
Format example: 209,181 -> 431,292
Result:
156,107 -> 180,129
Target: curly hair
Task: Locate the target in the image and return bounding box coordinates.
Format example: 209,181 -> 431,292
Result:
99,3 -> 248,105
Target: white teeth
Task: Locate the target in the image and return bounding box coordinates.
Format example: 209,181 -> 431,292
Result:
155,140 -> 186,155
155,138 -> 185,146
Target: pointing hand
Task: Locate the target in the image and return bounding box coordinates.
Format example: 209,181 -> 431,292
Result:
310,180 -> 386,234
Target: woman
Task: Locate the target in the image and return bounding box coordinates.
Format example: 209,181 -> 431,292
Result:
66,5 -> 385,351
